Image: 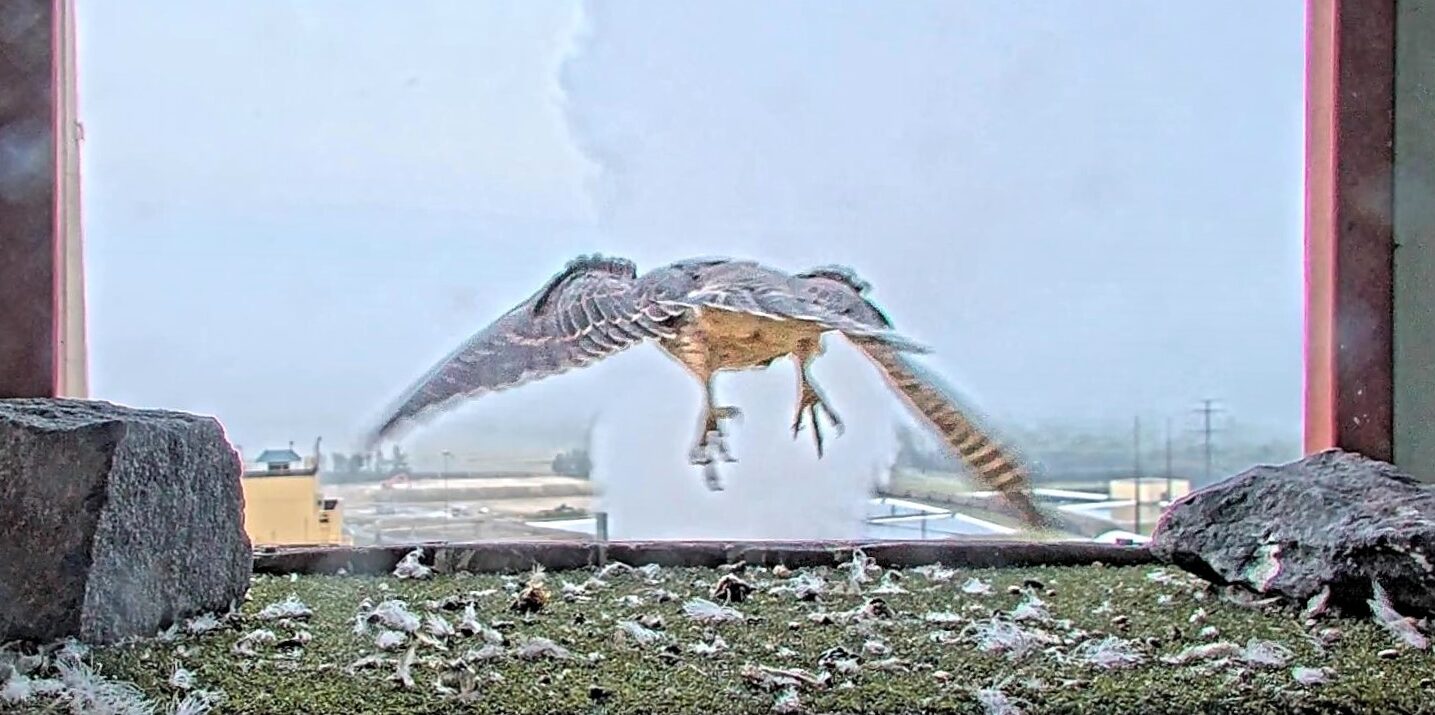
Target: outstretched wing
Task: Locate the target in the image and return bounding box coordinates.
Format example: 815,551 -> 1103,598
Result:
363,255 -> 682,448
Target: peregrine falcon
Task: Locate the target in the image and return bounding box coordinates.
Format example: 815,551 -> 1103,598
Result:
364,254 -> 1047,527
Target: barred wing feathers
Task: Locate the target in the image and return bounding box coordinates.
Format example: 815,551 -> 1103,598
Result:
364,263 -> 680,448
856,340 -> 1050,528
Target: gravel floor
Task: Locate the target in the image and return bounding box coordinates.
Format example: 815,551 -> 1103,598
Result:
3,553 -> 1433,714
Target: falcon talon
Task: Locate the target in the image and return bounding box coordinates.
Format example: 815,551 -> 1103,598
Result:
688,442 -> 715,466
713,405 -> 743,423
364,253 -> 1045,524
703,464 -> 724,491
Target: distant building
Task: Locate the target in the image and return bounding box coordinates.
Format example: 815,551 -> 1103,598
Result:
1107,477 -> 1193,534
1107,477 -> 1192,504
240,439 -> 348,547
254,446 -> 304,472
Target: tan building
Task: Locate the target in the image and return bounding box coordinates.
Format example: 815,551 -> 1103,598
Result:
239,444 -> 348,547
1107,477 -> 1192,504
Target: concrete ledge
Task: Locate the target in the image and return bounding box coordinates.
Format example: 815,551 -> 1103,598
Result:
253,539 -> 1156,576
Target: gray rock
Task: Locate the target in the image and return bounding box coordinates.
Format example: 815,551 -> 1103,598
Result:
1150,448 -> 1435,616
0,399 -> 251,644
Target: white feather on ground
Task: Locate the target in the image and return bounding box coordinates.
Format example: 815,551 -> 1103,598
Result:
368,600 -> 422,633
962,578 -> 993,595
393,548 -> 434,580
975,685 -> 1024,715
255,595 -> 313,621
682,598 -> 745,623
1292,666 -> 1333,686
1071,636 -> 1145,670
375,630 -> 408,651
1367,580 -> 1430,649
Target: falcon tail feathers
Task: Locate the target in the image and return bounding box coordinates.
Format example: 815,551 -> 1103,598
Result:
855,340 -> 1049,529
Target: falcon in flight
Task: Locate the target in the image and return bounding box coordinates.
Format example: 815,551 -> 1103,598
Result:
364,254 -> 1047,527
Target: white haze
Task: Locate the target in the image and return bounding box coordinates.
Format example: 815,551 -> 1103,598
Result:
589,338 -> 901,540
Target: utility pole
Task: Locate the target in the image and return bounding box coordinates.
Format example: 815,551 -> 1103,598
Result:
1192,399 -> 1224,482
441,450 -> 453,520
1133,416 -> 1142,535
1164,417 -> 1174,504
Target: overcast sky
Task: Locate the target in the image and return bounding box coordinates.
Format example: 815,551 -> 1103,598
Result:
76,1 -> 1306,467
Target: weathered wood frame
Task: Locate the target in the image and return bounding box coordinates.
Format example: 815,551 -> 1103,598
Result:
0,0 -> 84,400
1303,0 -> 1397,461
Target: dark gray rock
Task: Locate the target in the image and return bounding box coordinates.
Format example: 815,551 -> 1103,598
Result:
1150,448 -> 1435,616
0,399 -> 251,644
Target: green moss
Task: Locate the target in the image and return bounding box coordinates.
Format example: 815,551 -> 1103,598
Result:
15,562 -> 1435,714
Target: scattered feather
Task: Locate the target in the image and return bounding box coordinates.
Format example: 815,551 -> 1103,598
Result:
514,637 -> 571,661
1303,586 -> 1331,621
976,685 -> 1024,715
1009,593 -> 1049,623
871,571 -> 908,595
393,548 -> 433,580
173,689 -> 224,715
1241,639 -> 1293,668
617,620 -> 667,647
392,646 -> 417,689
375,630 -> 408,651
184,614 -> 222,636
772,687 -> 803,714
425,614 -> 456,639
1073,636 -> 1145,669
596,562 -> 634,579
156,623 -> 182,643
1368,580 -> 1429,649
914,564 -> 959,582
962,578 -> 993,595
56,658 -> 156,715
346,654 -> 388,673
56,638 -> 89,662
791,573 -> 826,601
255,595 -> 312,621
231,629 -> 277,657
1,672 -> 35,704
963,619 -> 1058,660
369,600 -> 422,633
740,663 -> 830,691
1162,642 -> 1243,665
840,548 -> 879,591
168,662 -> 195,690
688,635 -> 729,656
453,644 -> 506,664
1292,666 -> 1333,686
683,598 -> 744,623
